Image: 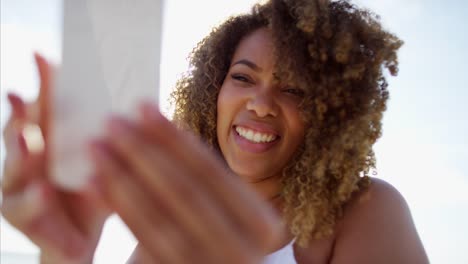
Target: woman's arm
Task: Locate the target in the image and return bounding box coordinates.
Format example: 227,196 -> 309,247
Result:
330,178 -> 429,264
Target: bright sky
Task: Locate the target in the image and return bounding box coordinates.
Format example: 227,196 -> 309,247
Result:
1,0 -> 467,263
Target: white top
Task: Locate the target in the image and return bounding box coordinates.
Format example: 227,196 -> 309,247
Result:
262,239 -> 297,264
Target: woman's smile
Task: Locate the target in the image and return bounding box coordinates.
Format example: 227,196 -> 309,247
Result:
232,124 -> 280,153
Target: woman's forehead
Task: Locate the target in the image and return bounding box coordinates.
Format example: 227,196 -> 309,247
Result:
230,28 -> 275,67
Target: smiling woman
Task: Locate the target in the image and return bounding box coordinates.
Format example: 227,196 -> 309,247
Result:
1,0 -> 431,264
168,0 -> 428,263
217,28 -> 306,185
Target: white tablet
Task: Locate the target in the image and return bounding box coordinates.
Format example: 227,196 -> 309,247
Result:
51,0 -> 163,190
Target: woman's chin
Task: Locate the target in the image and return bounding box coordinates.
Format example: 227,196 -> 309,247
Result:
231,167 -> 279,184
231,167 -> 265,182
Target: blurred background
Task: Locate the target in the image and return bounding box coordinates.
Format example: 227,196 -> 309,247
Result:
1,0 -> 467,263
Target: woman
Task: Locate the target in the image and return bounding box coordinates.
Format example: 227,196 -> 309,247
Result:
1,0 -> 429,263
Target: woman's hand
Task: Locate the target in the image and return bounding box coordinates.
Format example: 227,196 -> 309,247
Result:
90,103 -> 284,264
1,54 -> 109,264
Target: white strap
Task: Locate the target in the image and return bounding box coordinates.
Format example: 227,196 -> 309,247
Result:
262,239 -> 297,264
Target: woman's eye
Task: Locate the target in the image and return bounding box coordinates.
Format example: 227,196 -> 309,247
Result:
283,88 -> 305,97
231,74 -> 251,83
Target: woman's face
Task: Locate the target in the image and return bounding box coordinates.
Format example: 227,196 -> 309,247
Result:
217,28 -> 305,184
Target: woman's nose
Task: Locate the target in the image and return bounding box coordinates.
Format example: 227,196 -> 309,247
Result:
246,91 -> 278,118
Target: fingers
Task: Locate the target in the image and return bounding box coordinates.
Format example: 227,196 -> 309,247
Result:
2,96 -> 45,195
1,147 -> 32,196
1,181 -> 88,260
3,94 -> 27,151
1,181 -> 45,228
2,52 -> 52,193
1,144 -> 89,260
2,122 -> 33,195
2,53 -> 95,261
102,117 -> 259,263
2,153 -> 97,262
89,142 -> 191,264
91,113 -> 268,264
138,103 -> 283,250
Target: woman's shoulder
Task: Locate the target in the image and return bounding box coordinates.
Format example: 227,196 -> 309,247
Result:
295,178 -> 429,264
343,177 -> 407,219
329,177 -> 429,263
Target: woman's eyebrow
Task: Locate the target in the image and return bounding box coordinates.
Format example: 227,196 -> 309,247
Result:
231,59 -> 262,72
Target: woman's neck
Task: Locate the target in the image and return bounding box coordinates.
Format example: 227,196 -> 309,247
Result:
242,173 -> 295,253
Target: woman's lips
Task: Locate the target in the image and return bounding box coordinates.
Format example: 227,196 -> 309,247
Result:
232,126 -> 280,153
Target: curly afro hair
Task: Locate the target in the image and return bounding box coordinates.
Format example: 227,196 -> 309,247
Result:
171,0 -> 403,247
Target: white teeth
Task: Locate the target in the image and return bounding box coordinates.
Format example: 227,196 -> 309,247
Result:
246,130 -> 254,139
235,126 -> 277,143
253,133 -> 261,142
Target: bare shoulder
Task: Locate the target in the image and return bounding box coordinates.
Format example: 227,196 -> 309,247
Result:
330,177 -> 429,264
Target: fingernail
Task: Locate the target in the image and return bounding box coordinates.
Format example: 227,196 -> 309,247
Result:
22,124 -> 45,154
